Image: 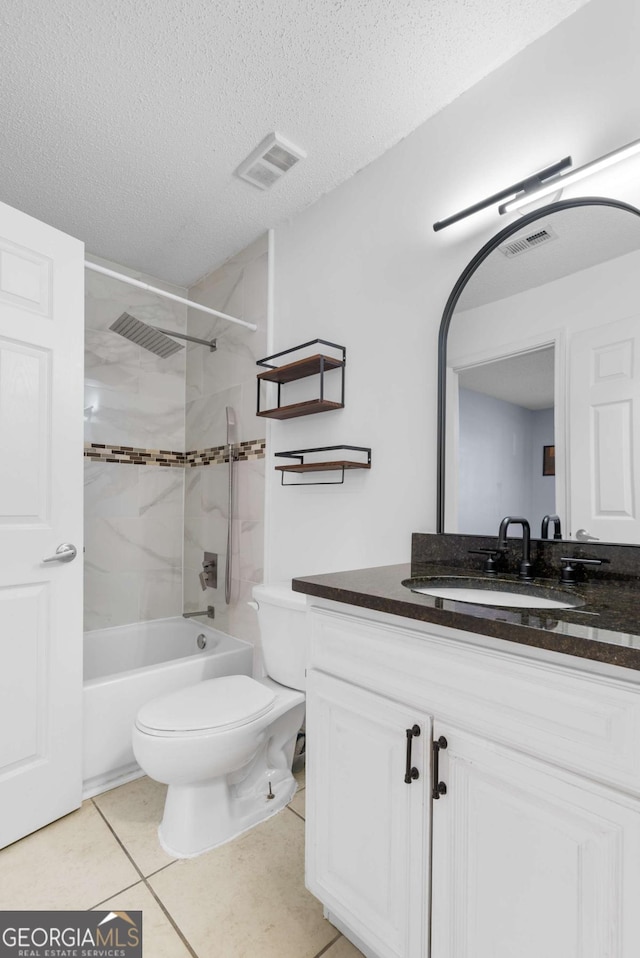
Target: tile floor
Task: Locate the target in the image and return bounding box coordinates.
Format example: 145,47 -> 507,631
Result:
0,767 -> 364,958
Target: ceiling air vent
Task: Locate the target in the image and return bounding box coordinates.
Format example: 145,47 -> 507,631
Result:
499,226 -> 558,258
236,133 -> 306,190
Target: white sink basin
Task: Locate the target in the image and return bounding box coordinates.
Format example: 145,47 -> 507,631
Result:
403,576 -> 585,610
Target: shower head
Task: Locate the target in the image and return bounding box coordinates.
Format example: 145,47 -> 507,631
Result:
109,312 -> 184,359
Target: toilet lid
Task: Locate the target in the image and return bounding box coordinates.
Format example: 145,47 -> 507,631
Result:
136,675 -> 277,734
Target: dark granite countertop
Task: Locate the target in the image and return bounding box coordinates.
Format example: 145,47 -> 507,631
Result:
292,534 -> 640,672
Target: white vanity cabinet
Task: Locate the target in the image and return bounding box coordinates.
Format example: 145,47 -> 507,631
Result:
304,601 -> 640,958
306,669 -> 431,958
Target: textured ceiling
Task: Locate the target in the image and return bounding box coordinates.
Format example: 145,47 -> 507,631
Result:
459,346 -> 555,409
0,0 -> 587,285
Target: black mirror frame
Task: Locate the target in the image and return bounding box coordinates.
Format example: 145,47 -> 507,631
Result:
436,196 -> 640,533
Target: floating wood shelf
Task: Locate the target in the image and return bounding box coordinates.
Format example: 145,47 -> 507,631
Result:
257,399 -> 344,420
275,460 -> 370,474
257,353 -> 344,384
256,339 -> 346,420
274,446 -> 371,485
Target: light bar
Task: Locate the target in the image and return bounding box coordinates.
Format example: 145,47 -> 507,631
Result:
499,136 -> 640,216
433,158 -> 572,232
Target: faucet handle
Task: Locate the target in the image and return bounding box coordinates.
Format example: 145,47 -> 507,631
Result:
468,548 -> 506,575
559,556 -> 610,583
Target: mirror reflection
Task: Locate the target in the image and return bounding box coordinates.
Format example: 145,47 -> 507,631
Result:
442,201 -> 640,543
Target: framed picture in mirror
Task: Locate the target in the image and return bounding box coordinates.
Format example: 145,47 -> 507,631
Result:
543,445 -> 555,477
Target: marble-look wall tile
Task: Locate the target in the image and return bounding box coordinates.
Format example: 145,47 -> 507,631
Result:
184,236 -> 267,656
228,578 -> 264,670
234,520 -> 264,584
83,462 -> 184,631
139,569 -> 184,622
184,237 -> 267,657
84,461 -> 140,518
182,456 -> 265,660
85,516 -> 182,575
138,468 -> 184,518
85,255 -> 187,451
236,457 -> 265,522
84,241 -> 268,639
84,571 -> 140,632
187,237 -> 268,447
185,384 -> 243,451
183,514 -> 227,572
84,385 -> 185,449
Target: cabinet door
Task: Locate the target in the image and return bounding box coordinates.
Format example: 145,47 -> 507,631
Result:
431,727 -> 640,958
306,669 -> 431,958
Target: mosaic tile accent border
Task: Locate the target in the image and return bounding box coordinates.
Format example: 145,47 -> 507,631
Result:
185,440 -> 266,466
84,439 -> 265,468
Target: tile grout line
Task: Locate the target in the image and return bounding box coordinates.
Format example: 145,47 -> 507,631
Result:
91,801 -> 200,958
311,932 -> 343,957
287,805 -> 305,824
142,879 -> 200,958
145,858 -> 179,880
91,879 -> 143,911
91,800 -> 146,882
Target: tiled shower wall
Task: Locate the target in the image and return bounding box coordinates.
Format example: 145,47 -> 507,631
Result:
83,240 -> 268,656
83,256 -> 187,631
184,235 -> 268,663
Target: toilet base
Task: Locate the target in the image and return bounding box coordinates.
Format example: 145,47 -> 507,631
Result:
155,696 -> 305,857
157,771 -> 297,858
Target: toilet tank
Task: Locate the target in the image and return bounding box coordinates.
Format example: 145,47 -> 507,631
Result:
252,583 -> 307,691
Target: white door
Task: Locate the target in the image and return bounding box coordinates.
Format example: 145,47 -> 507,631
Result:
569,315 -> 640,541
431,727 -> 640,958
0,200 -> 84,848
305,670 -> 430,958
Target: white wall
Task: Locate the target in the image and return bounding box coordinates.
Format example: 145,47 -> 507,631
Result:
267,0 -> 640,582
458,392 -> 555,536
458,389 -> 533,534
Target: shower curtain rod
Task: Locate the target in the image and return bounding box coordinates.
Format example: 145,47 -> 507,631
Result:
84,261 -> 257,332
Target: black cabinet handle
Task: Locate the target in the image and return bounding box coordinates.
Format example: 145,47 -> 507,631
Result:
404,724 -> 421,783
432,736 -> 448,799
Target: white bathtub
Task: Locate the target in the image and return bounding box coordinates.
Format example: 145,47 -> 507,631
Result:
83,616 -> 254,797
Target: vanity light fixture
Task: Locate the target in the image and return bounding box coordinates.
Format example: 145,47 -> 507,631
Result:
433,135 -> 640,231
433,157 -> 572,231
499,136 -> 640,215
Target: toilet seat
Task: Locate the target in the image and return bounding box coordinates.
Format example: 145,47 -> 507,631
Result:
136,675 -> 276,737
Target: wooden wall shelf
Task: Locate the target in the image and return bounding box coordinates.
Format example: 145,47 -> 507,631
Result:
257,353 -> 344,384
256,339 -> 345,420
274,446 -> 371,485
257,399 -> 343,420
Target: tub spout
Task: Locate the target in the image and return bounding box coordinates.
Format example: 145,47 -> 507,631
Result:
183,607 -> 215,620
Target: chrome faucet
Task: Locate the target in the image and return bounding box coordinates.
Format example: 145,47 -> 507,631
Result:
497,516 -> 533,581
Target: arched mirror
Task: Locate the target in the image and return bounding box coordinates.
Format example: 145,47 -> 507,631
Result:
437,197 -> 640,544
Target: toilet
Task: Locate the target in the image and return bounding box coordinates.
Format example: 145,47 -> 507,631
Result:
132,584 -> 307,857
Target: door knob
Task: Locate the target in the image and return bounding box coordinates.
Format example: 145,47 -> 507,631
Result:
576,529 -> 600,542
42,543 -> 77,563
